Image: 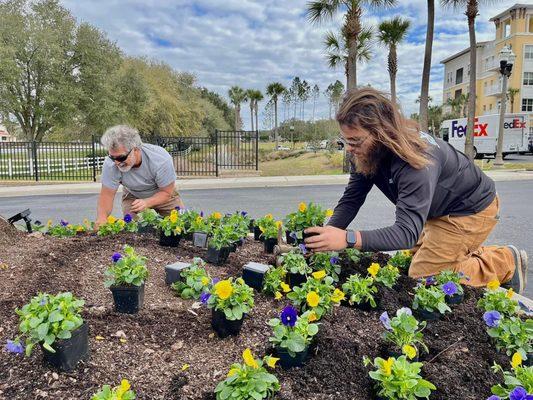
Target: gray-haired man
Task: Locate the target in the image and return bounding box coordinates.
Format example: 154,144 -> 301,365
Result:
95,125 -> 184,227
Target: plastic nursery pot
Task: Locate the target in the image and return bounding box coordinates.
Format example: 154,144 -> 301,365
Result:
183,232 -> 193,241
229,242 -> 238,253
248,219 -> 255,233
275,346 -> 309,369
253,226 -> 263,241
236,238 -> 245,247
263,238 -> 278,254
192,232 -> 209,249
288,272 -> 307,289
110,283 -> 145,314
159,231 -> 182,247
41,322 -> 89,372
242,262 -> 271,291
415,308 -> 441,321
138,225 -> 156,236
445,293 -> 464,305
211,309 -> 244,338
206,246 -> 231,265
286,231 -> 296,245
302,230 -> 319,242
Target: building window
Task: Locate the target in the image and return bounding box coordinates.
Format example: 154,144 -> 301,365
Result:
529,16 -> 533,33
525,45 -> 533,60
454,89 -> 462,99
456,68 -> 463,85
483,105 -> 486,112
1,137 -> 6,141
522,99 -> 533,112
503,20 -> 511,38
524,72 -> 533,86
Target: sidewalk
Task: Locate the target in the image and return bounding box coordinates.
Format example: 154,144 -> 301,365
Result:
0,170 -> 532,198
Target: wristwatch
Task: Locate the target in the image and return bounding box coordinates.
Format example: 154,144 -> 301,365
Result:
346,229 -> 357,248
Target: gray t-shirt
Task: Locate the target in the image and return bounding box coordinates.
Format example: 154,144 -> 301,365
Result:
101,143 -> 177,199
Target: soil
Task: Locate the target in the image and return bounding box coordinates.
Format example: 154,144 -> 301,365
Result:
0,232 -> 519,399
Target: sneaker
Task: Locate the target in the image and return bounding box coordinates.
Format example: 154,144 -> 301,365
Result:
503,245 -> 528,294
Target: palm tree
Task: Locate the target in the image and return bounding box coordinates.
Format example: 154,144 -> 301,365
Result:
428,104 -> 443,137
419,0 -> 435,134
266,82 -> 286,148
308,0 -> 395,90
324,26 -> 373,88
446,97 -> 462,117
228,86 -> 247,130
442,0 -> 489,159
377,17 -> 410,105
248,90 -> 264,132
507,87 -> 520,113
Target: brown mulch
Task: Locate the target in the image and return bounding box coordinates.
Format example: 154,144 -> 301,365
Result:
0,232 -> 513,399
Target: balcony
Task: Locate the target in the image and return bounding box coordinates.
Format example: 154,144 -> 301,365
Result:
484,60 -> 500,72
484,83 -> 503,97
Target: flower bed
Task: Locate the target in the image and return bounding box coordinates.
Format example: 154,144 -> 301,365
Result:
0,228 -> 530,399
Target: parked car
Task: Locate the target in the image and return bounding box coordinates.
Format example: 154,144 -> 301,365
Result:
276,145 -> 290,151
529,133 -> 533,153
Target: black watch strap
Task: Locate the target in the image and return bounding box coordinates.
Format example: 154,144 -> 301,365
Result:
346,229 -> 356,248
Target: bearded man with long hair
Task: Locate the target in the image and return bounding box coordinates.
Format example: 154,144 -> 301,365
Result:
305,88 -> 528,293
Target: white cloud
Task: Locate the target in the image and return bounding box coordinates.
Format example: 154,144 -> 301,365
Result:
61,0 -> 520,129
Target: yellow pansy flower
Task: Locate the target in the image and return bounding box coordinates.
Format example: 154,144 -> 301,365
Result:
265,213 -> 273,220
306,291 -> 320,307
47,219 -> 53,227
214,280 -> 233,300
326,209 -> 333,217
274,291 -> 283,300
331,288 -> 345,303
201,277 -> 210,286
308,311 -> 318,322
312,270 -> 326,280
265,356 -> 279,369
76,226 -> 85,232
280,282 -> 291,293
118,220 -> 126,227
298,202 -> 307,212
181,364 -> 190,371
227,367 -> 240,377
367,263 -> 380,278
116,379 -> 131,397
381,357 -> 394,376
401,250 -> 412,257
83,218 -> 90,226
402,344 -> 417,360
242,348 -> 259,369
487,280 -> 500,290
173,227 -> 182,235
196,216 -> 203,223
107,215 -> 116,224
212,212 -> 222,220
67,224 -> 73,228
169,213 -> 178,224
511,352 -> 523,369
275,220 -> 283,229
506,288 -> 515,299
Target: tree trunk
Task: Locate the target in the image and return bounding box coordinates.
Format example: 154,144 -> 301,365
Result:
312,98 -> 316,122
250,102 -> 254,131
464,1 -> 478,160
255,104 -> 259,134
388,44 -> 398,105
419,0 -> 434,133
345,7 -> 361,90
274,99 -> 279,149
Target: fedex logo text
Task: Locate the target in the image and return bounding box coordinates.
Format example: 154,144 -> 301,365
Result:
451,118 -> 488,138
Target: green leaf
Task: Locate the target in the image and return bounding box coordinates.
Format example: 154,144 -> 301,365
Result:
57,330 -> 72,340
48,310 -> 64,323
36,323 -> 50,340
42,341 -> 56,353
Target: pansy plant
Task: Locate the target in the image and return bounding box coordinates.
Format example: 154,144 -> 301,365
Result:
309,252 -> 341,282
209,223 -> 237,250
214,348 -> 280,400
341,274 -> 378,308
206,278 -> 254,321
259,217 -> 282,240
91,379 -> 136,400
138,208 -> 161,228
189,213 -> 210,234
412,283 -> 451,315
435,270 -> 465,296
171,258 -> 211,300
478,281 -> 520,317
159,209 -> 184,237
388,250 -> 413,271
287,275 -> 343,319
268,307 -> 319,357
486,314 -> 533,357
12,292 -> 84,356
379,308 -> 428,358
363,355 -> 436,399
263,266 -> 290,299
179,209 -> 201,235
281,251 -> 312,276
47,220 -> 86,237
375,264 -> 400,289
98,215 -> 129,236
222,212 -> 251,240
104,245 -> 148,287
490,352 -> 533,399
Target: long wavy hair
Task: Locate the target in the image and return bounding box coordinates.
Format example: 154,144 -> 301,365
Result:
336,88 -> 430,170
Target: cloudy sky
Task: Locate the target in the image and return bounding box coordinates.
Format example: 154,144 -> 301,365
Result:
62,0 -> 518,130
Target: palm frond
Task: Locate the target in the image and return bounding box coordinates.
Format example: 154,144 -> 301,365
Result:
306,0 -> 341,24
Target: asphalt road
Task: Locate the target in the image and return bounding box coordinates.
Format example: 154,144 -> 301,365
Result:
1,181 -> 532,298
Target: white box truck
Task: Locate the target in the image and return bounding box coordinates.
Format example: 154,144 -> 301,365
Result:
440,113 -> 529,159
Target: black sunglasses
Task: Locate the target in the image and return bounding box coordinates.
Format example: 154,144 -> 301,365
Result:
108,148 -> 133,163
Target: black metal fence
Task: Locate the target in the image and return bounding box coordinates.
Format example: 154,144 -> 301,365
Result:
0,130 -> 259,181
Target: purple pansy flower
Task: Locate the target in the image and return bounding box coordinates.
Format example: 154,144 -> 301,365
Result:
483,310 -> 501,328
379,311 -> 392,330
280,306 -> 298,327
510,387 -> 533,400
397,307 -> 412,317
241,211 -> 248,217
442,281 -> 458,296
211,278 -> 220,285
425,276 -> 436,286
299,243 -> 308,255
60,219 -> 68,227
175,206 -> 180,211
124,214 -> 132,223
200,292 -> 211,304
5,340 -> 24,354
111,252 -> 122,263
330,256 -> 339,265
200,211 -> 204,217
486,396 -> 500,400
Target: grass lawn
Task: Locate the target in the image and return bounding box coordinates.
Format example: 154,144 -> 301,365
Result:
260,151 -> 344,176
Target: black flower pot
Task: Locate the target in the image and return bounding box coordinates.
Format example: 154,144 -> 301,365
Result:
211,309 -> 244,338
41,322 -> 89,371
110,283 -> 145,314
206,246 -> 230,265
249,219 -> 255,233
237,238 -> 245,247
288,272 -> 307,288
184,232 -> 193,241
253,226 -> 262,241
445,293 -> 464,305
275,346 -> 309,369
229,242 -> 237,253
302,230 -> 319,242
159,231 -> 181,247
263,238 -> 278,254
286,231 -> 296,245
415,308 -> 441,321
138,225 -> 156,236
242,262 -> 271,291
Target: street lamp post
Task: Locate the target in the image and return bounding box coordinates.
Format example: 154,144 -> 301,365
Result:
494,45 -> 516,168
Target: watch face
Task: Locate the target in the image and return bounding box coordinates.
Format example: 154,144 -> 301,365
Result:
347,230 -> 356,246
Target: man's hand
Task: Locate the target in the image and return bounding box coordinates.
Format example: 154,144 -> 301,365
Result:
304,226 -> 348,252
93,219 -> 106,232
130,199 -> 148,213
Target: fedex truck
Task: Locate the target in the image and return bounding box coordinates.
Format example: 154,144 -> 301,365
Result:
440,113 -> 529,159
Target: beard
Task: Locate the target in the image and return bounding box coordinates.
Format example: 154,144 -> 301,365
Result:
351,142 -> 388,177
117,164 -> 133,173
